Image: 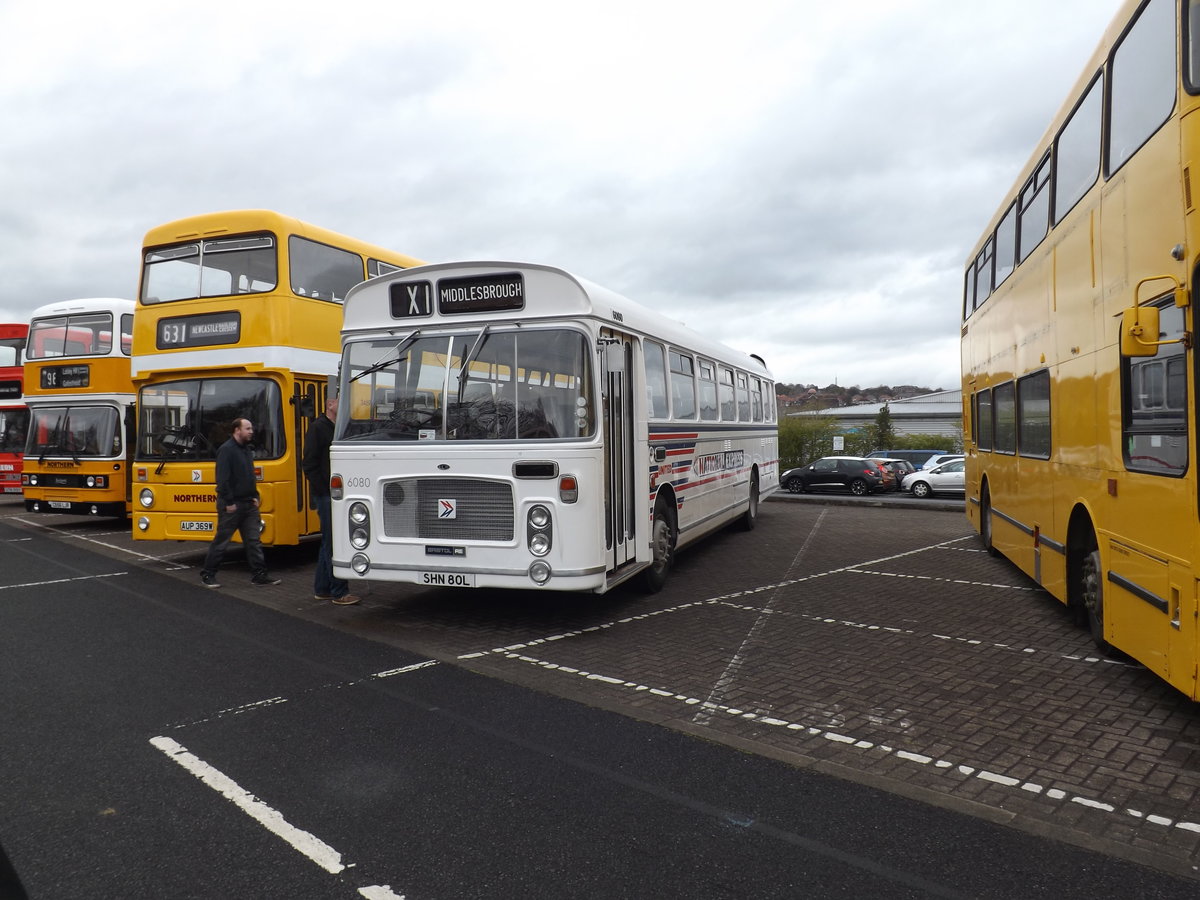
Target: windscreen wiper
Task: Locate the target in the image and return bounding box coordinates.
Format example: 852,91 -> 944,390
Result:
457,325 -> 491,402
350,330 -> 421,384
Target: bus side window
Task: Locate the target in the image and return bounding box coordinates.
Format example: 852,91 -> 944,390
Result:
643,340 -> 669,419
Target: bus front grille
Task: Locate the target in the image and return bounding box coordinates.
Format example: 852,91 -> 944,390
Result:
379,477 -> 515,541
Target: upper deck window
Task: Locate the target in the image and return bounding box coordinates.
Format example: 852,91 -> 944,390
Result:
1053,73 -> 1102,223
1108,0 -> 1176,175
1018,155 -> 1051,263
28,312 -> 114,359
289,236 -> 364,303
142,235 -> 276,304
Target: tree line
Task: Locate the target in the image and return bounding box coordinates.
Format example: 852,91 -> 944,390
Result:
777,404 -> 959,471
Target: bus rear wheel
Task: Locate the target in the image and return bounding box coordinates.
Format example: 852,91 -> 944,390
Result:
643,495 -> 677,593
740,473 -> 759,531
1081,548 -> 1115,655
980,485 -> 997,557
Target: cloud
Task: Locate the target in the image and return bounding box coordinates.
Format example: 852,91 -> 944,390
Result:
0,0 -> 1126,388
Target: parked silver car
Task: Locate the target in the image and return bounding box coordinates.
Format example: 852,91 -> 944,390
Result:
904,458 -> 965,498
919,453 -> 964,471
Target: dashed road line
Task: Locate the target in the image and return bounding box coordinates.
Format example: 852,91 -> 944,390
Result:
485,649 -> 1200,839
711,599 -> 1140,670
165,660 -> 440,730
0,571 -> 127,591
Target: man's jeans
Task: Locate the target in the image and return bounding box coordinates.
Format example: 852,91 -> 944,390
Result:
201,500 -> 267,578
314,493 -> 348,599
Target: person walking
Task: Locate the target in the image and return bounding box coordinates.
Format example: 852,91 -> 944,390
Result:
199,416 -> 280,588
302,395 -> 359,605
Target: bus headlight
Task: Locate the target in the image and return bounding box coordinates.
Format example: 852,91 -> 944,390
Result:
351,553 -> 370,575
349,501 -> 370,549
25,474 -> 37,486
137,517 -> 150,531
86,476 -> 107,488
527,504 -> 552,556
529,561 -> 552,585
139,488 -> 154,508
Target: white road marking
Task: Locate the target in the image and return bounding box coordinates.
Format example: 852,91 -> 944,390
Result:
149,735 -> 349,874
693,508 -> 829,726
359,886 -> 406,899
485,649 -> 1200,837
0,571 -> 127,591
13,515 -> 170,563
165,660 -> 440,730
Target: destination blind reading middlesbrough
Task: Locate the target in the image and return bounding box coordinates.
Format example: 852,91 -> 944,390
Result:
389,272 -> 525,319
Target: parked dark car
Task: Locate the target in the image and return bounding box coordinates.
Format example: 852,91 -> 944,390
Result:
781,456 -> 887,495
873,457 -> 916,490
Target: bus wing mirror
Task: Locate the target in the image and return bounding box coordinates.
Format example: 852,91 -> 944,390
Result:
1120,306 -> 1160,357
297,396 -> 316,418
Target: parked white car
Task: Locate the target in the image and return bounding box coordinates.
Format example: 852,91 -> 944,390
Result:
920,453 -> 964,471
904,458 -> 965,498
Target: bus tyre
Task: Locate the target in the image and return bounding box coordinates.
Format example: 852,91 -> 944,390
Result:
643,495 -> 677,593
740,473 -> 759,531
1081,548 -> 1115,655
980,485 -> 998,557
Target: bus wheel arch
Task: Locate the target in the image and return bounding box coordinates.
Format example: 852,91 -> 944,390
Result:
643,488 -> 678,593
1066,507 -> 1114,654
740,467 -> 760,531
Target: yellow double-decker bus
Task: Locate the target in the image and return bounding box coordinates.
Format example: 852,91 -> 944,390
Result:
962,0 -> 1200,697
131,210 -> 423,545
22,298 -> 136,518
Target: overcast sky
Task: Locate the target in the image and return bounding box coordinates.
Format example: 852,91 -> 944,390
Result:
1,0 -> 1125,391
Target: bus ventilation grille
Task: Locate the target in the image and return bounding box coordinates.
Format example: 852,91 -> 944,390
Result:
379,477 -> 515,541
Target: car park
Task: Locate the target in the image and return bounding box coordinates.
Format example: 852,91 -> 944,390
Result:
903,458 -> 965,498
780,456 -> 886,496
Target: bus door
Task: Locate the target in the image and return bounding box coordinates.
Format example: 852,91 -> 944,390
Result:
601,329 -> 636,571
294,379 -> 323,536
124,402 -> 136,507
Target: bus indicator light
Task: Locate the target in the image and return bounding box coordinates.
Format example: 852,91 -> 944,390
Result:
559,475 -> 578,503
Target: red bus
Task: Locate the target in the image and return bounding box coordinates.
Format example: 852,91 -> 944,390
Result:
0,323 -> 29,495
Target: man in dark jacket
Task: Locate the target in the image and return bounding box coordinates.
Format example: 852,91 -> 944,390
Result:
199,417 -> 280,588
302,395 -> 358,604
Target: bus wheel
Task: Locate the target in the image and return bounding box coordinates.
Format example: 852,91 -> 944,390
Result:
643,495 -> 677,593
1081,548 -> 1115,655
980,485 -> 997,557
740,473 -> 759,531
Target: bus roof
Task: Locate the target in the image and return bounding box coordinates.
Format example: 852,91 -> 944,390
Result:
28,298 -> 136,320
342,260 -> 771,378
141,209 -> 425,270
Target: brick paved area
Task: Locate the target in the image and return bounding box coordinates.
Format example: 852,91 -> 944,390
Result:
7,495 -> 1200,879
